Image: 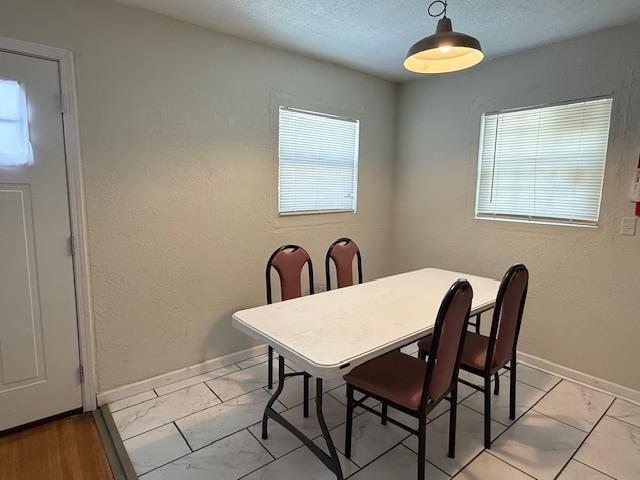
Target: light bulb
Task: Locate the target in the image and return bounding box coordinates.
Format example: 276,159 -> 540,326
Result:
438,45 -> 452,53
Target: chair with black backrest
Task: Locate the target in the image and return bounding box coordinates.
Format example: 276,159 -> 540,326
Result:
325,238 -> 363,290
418,264 -> 529,448
343,279 -> 473,480
266,245 -> 314,417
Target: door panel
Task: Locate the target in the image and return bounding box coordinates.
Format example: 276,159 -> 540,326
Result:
0,184 -> 44,388
0,50 -> 82,431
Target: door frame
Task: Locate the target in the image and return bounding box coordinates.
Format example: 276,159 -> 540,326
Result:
0,36 -> 97,411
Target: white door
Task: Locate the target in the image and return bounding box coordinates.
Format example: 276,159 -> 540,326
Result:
0,50 -> 82,431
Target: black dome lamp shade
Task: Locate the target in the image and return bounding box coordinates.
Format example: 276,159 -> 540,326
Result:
404,0 -> 483,74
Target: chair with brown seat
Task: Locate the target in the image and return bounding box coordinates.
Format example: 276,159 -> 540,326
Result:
343,279 -> 473,480
266,245 -> 314,417
418,264 -> 529,448
325,238 -> 363,290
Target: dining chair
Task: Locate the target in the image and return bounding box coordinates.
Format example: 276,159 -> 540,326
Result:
325,237 -> 363,290
343,279 -> 473,480
418,264 -> 529,448
265,245 -> 314,417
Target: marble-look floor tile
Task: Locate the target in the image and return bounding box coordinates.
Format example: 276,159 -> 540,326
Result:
462,380 -> 546,426
329,411 -> 411,467
557,460 -> 614,480
140,429 -> 273,480
279,394 -> 348,441
113,384 -> 220,440
124,423 -> 191,476
154,364 -> 239,396
348,444 -> 448,480
575,415 -> 640,480
109,390 -> 157,412
400,341 -> 420,356
206,362 -> 291,402
242,443 -> 358,480
237,353 -> 269,369
176,388 -> 286,450
607,398 -> 640,428
455,451 -> 534,479
403,405 -> 506,476
491,410 -> 587,480
248,419 -> 304,459
533,380 -> 613,432
504,364 -> 561,391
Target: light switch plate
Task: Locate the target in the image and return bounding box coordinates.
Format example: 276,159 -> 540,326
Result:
621,217 -> 637,236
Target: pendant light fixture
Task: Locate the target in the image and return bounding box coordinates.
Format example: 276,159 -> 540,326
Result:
404,0 -> 483,74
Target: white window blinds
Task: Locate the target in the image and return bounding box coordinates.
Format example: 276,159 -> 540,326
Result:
278,107 -> 359,214
0,79 -> 33,167
475,97 -> 612,226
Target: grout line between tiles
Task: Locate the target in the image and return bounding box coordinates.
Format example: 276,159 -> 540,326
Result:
571,458 -> 618,480
552,397 -> 616,479
246,427 -> 277,461
482,450 -> 537,479
173,420 -> 194,452
603,413 -> 640,430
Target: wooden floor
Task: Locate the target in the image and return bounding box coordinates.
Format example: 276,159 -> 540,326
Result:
0,413 -> 113,480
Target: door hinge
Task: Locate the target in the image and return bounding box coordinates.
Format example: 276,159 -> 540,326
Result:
78,365 -> 84,383
68,236 -> 75,256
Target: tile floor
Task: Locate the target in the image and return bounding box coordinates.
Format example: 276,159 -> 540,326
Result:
109,345 -> 640,479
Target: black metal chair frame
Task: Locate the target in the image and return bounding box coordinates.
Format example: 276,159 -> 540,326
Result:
345,281 -> 472,480
421,264 -> 528,449
324,237 -> 363,290
265,245 -> 314,417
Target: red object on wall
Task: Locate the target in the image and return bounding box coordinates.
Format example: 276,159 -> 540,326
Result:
636,202 -> 640,217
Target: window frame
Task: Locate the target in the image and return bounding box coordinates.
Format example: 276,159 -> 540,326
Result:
277,106 -> 360,216
473,96 -> 613,228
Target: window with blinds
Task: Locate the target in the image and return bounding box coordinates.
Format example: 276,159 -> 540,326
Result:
278,106 -> 359,215
475,97 -> 612,226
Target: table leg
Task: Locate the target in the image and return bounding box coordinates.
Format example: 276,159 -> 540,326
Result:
261,355 -> 344,480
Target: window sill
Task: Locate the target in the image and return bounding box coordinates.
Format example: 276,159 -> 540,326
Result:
475,215 -> 598,229
279,209 -> 356,217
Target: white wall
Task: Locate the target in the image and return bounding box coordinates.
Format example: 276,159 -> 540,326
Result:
394,22 -> 640,390
0,0 -> 397,390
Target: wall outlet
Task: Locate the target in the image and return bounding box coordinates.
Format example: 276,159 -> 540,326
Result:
621,217 -> 637,236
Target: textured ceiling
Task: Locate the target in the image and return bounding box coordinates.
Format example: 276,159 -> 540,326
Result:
116,0 -> 640,80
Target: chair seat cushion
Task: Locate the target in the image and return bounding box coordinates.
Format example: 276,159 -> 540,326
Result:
418,331 -> 490,372
343,350 -> 427,411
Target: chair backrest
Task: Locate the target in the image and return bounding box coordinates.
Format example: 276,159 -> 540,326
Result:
423,279 -> 473,405
325,238 -> 363,290
266,245 -> 314,303
487,264 -> 529,369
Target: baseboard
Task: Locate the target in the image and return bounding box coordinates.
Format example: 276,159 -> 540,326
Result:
97,345 -> 267,406
518,351 -> 640,405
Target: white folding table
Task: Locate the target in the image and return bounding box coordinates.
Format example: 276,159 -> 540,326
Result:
233,268 -> 500,479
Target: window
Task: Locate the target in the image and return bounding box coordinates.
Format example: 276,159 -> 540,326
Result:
475,97 -> 612,226
278,106 -> 359,214
0,79 -> 33,167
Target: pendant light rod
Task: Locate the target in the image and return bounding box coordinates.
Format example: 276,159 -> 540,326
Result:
427,0 -> 448,19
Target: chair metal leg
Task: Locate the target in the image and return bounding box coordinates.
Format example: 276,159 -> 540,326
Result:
448,385 -> 457,458
494,372 -> 500,395
262,355 -> 285,439
303,373 -> 310,418
510,357 -> 517,420
345,384 -> 354,458
418,414 -> 427,480
475,313 -> 481,333
381,402 -> 388,425
418,349 -> 427,361
484,375 -> 491,449
267,346 -> 274,390
317,378 -> 344,480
